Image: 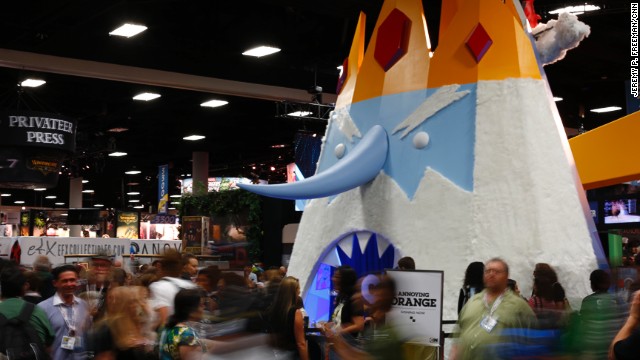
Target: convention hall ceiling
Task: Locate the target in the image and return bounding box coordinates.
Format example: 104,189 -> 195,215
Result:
0,0 -> 632,209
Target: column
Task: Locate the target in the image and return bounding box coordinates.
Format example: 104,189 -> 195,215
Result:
69,177 -> 83,237
192,152 -> 209,195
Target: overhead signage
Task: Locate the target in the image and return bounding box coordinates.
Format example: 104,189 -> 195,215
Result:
0,111 -> 77,153
158,164 -> 169,214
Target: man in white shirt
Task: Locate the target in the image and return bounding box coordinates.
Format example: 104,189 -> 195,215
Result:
149,249 -> 197,328
38,265 -> 91,360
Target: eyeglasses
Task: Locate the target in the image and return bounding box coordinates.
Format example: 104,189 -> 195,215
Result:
484,269 -> 505,274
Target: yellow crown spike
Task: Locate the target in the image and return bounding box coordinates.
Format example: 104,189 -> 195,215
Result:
335,12 -> 366,110
428,0 -> 542,88
439,0 -> 464,35
352,0 -> 431,104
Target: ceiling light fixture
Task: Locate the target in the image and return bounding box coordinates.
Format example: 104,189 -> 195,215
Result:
108,151 -> 128,157
33,188 -> 46,191
553,97 -> 563,102
127,192 -> 140,195
183,135 -> 205,141
133,92 -> 161,101
107,127 -> 129,133
242,46 -> 281,58
0,194 -> 11,197
548,4 -> 600,15
133,205 -> 144,209
125,170 -> 142,175
14,201 -> 25,204
288,111 -> 312,117
94,204 -> 104,207
55,202 -> 65,206
82,180 -> 89,184
590,106 -> 622,113
170,194 -> 182,198
200,100 -> 228,108
109,23 -> 148,38
128,199 -> 140,203
82,189 -> 95,193
45,195 -> 57,199
21,79 -> 46,87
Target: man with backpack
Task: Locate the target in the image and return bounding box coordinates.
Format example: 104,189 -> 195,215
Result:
0,264 -> 55,359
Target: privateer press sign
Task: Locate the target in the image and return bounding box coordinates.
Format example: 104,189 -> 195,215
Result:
0,111 -> 77,152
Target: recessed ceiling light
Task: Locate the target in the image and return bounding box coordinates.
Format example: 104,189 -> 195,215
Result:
133,205 -> 144,209
45,195 -> 57,199
94,204 -> 104,207
109,151 -> 128,157
109,23 -> 147,38
34,188 -> 46,191
553,97 -> 563,102
171,201 -> 180,205
61,213 -> 68,216
133,92 -> 161,101
21,79 -> 46,87
127,192 -> 140,195
590,106 -> 622,113
82,189 -> 95,193
242,46 -> 281,58
126,182 -> 139,186
200,100 -> 228,108
107,127 -> 129,133
0,194 -> 11,197
14,201 -> 25,204
288,111 -> 312,117
170,194 -> 182,198
549,4 -> 600,15
82,180 -> 89,184
168,207 -> 176,210
129,199 -> 140,203
55,202 -> 65,206
125,170 -> 142,175
183,135 -> 205,141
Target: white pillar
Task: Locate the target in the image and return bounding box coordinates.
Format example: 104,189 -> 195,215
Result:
69,177 -> 83,237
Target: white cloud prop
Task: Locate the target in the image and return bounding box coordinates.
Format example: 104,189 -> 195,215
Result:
534,12 -> 591,66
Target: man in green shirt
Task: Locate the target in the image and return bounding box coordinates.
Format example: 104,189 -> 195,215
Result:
450,258 -> 535,360
0,264 -> 55,351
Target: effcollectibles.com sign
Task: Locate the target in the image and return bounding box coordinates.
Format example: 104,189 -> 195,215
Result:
0,111 -> 77,152
386,269 -> 444,346
0,237 -> 182,266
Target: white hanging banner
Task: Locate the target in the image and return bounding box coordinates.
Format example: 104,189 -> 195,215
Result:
386,269 -> 444,346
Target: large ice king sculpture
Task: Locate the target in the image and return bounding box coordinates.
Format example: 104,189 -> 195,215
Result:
239,0 -> 606,320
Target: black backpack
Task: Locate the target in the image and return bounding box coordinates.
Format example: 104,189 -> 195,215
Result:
0,302 -> 48,360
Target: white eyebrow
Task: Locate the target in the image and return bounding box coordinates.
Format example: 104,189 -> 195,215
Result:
392,84 -> 470,139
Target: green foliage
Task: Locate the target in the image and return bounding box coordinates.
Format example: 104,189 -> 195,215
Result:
179,190 -> 263,262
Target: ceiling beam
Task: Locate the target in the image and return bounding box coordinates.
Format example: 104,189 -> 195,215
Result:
0,48 -> 337,104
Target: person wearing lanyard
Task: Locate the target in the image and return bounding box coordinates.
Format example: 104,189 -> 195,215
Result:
450,258 -> 535,360
38,264 -> 91,360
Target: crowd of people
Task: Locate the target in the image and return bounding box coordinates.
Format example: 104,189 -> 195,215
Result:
0,252 -> 639,360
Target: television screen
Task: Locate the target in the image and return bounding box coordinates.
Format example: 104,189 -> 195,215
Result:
603,199 -> 640,224
66,208 -> 101,225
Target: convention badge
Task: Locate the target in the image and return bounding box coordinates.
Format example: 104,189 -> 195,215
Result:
61,336 -> 76,350
480,315 -> 498,333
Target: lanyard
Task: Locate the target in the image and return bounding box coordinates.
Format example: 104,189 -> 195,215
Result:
483,291 -> 506,318
57,302 -> 77,335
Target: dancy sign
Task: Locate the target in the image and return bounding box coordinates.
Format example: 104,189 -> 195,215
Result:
0,111 -> 77,189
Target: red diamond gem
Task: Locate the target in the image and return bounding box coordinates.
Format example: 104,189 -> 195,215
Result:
465,24 -> 492,62
374,8 -> 412,71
